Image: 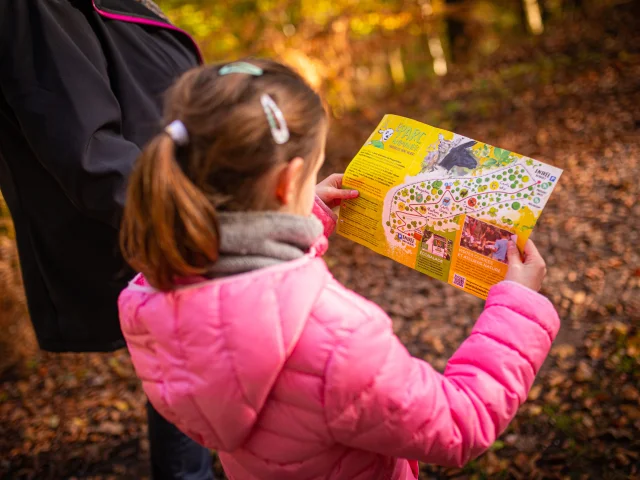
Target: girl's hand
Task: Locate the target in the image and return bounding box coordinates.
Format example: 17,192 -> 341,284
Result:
316,174 -> 359,209
505,239 -> 547,292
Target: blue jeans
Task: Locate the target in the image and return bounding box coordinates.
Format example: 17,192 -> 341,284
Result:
147,401 -> 214,480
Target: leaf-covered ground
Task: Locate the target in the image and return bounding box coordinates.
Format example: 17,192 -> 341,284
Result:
1,3 -> 638,479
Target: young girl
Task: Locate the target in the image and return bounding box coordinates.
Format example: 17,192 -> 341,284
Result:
119,59 -> 560,480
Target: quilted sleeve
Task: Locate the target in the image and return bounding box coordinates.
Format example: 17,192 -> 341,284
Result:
312,195 -> 337,238
324,281 -> 560,468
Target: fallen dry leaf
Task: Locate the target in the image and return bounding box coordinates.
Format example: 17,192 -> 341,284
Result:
551,344 -> 577,360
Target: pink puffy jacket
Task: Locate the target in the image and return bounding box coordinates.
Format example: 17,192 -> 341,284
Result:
119,199 -> 560,480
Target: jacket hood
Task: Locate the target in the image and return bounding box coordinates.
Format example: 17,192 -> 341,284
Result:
119,255 -> 331,451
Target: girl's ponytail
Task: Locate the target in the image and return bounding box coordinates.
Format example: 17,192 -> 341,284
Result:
121,59 -> 327,290
120,133 -> 219,291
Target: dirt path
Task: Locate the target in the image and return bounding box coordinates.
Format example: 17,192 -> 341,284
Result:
324,4 -> 639,477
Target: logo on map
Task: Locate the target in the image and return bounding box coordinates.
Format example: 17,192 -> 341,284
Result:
396,233 -> 416,247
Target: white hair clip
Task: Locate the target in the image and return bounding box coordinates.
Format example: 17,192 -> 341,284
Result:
164,120 -> 189,146
260,94 -> 289,145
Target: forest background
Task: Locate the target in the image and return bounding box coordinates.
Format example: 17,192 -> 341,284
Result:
1,0 -> 638,478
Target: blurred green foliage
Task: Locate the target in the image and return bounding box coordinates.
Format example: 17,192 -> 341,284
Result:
156,0 -> 602,114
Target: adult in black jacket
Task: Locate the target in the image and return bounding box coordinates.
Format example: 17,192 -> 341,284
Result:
0,1 -> 213,478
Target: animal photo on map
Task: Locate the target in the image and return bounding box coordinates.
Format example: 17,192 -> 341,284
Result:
460,216 -> 514,264
419,133 -> 479,177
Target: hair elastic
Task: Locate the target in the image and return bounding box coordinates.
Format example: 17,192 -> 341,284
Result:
219,62 -> 264,76
260,94 -> 290,145
165,120 -> 189,146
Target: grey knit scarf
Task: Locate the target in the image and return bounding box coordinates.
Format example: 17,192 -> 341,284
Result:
207,212 -> 324,278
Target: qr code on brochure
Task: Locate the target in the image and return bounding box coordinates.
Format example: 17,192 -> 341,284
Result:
452,274 -> 466,289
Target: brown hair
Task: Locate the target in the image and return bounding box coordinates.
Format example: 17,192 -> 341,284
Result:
120,58 -> 327,291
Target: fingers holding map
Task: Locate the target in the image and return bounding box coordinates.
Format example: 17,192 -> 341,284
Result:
338,114 -> 563,299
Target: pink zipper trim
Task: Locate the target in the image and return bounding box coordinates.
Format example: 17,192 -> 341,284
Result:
91,0 -> 203,64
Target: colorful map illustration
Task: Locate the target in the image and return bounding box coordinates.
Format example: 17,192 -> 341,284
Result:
387,161 -> 554,238
338,114 -> 563,299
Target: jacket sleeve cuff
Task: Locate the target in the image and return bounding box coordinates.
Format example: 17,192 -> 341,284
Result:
312,195 -> 338,238
486,280 -> 561,342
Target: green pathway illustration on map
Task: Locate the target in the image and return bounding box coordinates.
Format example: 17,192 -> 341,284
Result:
387,162 -> 550,236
